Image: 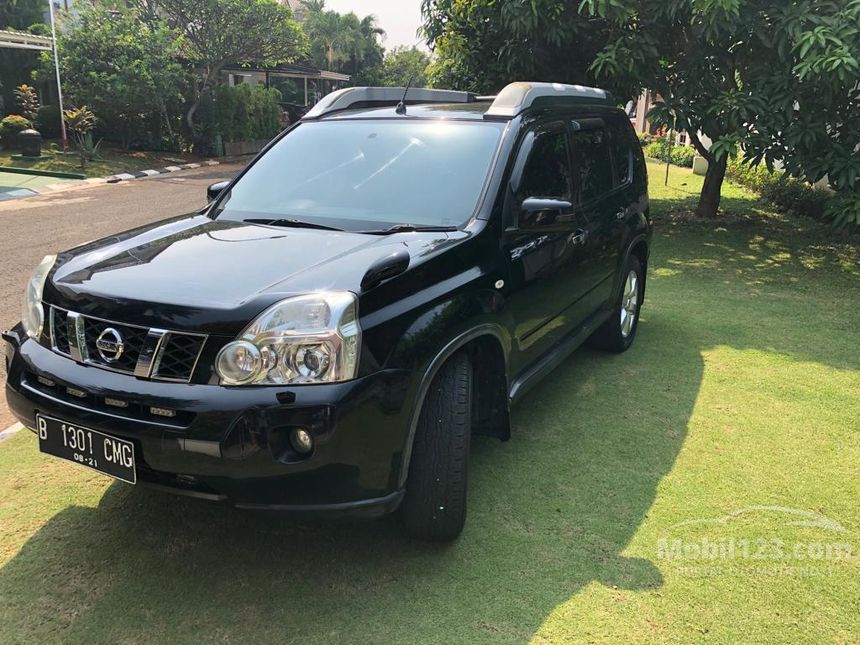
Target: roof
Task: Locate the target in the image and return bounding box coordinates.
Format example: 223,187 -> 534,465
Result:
222,63 -> 350,82
0,30 -> 53,51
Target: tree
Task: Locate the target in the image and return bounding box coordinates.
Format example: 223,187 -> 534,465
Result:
0,0 -> 44,30
582,0 -> 860,221
382,47 -> 432,87
421,0 -> 624,95
302,3 -> 385,83
40,6 -> 189,149
149,0 -> 307,131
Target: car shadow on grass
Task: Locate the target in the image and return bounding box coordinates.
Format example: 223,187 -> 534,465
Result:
0,314 -> 700,642
3,206 -> 854,642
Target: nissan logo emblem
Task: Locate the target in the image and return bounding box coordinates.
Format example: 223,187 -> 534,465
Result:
95,327 -> 125,363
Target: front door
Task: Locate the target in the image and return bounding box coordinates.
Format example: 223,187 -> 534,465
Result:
502,123 -> 597,375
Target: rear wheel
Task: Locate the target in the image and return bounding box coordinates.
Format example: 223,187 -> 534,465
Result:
400,351 -> 472,541
589,255 -> 644,353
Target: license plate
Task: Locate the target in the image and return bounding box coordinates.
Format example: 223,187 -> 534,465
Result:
37,414 -> 136,484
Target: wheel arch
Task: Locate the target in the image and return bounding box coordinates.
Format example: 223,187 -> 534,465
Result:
623,233 -> 650,302
397,324 -> 511,488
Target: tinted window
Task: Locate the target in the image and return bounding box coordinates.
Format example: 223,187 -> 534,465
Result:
516,129 -> 571,202
570,128 -> 613,203
217,120 -> 504,230
608,121 -> 633,186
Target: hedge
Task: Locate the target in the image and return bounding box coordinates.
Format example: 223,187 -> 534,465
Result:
645,138 -> 696,168
199,84 -> 283,144
726,158 -> 832,223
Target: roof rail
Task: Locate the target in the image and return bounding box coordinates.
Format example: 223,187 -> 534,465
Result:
485,82 -> 612,117
303,87 -> 479,119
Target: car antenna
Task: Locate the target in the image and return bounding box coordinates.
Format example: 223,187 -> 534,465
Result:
395,72 -> 417,115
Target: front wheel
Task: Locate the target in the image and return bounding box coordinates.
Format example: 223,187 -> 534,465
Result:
588,255 -> 645,353
399,351 -> 472,541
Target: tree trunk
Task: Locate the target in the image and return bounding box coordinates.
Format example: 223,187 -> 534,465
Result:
696,155 -> 728,218
187,65 -> 222,133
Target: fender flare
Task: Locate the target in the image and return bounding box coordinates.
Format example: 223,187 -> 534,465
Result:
615,232 -> 650,296
396,323 -> 509,488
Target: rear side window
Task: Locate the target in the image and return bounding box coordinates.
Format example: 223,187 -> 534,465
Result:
570,128 -> 613,204
608,121 -> 634,186
516,129 -> 572,201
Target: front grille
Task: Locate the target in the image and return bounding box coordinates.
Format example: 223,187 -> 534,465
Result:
82,317 -> 148,373
49,306 -> 207,383
153,334 -> 206,381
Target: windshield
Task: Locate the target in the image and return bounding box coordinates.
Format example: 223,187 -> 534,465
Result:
215,120 -> 504,231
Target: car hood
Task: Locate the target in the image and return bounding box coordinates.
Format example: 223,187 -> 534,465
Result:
47,215 -> 464,334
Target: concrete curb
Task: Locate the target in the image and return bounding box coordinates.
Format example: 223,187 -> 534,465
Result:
0,423 -> 24,443
0,160 -> 223,202
105,160 -> 221,184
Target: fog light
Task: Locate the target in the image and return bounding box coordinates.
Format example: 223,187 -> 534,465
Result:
290,428 -> 313,454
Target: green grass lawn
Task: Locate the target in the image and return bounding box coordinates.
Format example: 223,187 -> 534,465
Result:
1,161 -> 858,643
0,145 -> 202,179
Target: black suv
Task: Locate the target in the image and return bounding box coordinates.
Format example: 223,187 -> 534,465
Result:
3,82 -> 650,540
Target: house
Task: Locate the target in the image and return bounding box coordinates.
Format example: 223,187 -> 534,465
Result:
279,0 -> 307,22
222,63 -> 350,108
628,89 -> 713,151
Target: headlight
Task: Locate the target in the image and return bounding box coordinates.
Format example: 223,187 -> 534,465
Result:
216,292 -> 361,386
22,254 -> 56,340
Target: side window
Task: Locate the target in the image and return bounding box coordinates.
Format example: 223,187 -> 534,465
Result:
570,127 -> 613,204
608,121 -> 633,186
515,128 -> 572,203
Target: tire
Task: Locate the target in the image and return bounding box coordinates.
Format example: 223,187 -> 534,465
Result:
588,255 -> 645,353
400,351 -> 472,541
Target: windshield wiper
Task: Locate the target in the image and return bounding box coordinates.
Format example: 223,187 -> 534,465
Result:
244,218 -> 345,232
362,224 -> 459,235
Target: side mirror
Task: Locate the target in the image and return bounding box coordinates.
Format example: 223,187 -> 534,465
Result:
207,180 -> 231,203
519,197 -> 573,229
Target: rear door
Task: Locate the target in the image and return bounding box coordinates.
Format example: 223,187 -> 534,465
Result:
568,119 -> 628,310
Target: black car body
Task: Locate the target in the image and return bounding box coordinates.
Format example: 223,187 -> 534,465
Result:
3,83 -> 650,539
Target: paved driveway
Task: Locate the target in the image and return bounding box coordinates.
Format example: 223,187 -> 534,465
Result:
0,163 -> 246,430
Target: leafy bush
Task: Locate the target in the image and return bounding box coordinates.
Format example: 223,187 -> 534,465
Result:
826,193 -> 860,232
64,105 -> 100,168
644,138 -> 670,161
670,146 -> 696,168
636,131 -> 654,146
646,138 -> 697,168
727,157 -> 832,223
0,114 -> 32,148
36,105 -> 62,139
14,84 -> 40,121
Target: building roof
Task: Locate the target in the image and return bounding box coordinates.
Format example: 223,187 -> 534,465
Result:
279,0 -> 306,19
0,30 -> 53,51
223,63 -> 350,82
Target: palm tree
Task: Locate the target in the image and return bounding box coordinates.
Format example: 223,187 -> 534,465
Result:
301,0 -> 326,13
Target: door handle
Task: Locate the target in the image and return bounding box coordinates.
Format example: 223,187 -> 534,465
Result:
616,209 -> 627,221
569,228 -> 588,246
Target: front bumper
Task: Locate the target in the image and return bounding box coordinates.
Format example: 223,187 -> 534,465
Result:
3,327 -> 411,516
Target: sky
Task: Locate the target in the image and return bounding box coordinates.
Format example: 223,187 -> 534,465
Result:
322,0 -> 427,50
